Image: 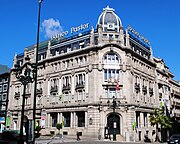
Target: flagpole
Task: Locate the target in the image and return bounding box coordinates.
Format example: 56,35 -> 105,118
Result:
33,0 -> 43,143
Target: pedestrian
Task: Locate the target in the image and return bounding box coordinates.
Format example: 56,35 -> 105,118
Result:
108,126 -> 111,140
76,132 -> 80,141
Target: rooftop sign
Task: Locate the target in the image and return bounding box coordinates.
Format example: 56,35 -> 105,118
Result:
127,25 -> 150,45
51,23 -> 89,41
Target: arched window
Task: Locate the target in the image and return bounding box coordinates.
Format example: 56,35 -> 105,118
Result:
103,53 -> 120,65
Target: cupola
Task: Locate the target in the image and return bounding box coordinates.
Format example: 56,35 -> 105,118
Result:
97,6 -> 122,32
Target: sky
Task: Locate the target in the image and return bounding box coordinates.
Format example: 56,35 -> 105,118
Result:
0,0 -> 180,80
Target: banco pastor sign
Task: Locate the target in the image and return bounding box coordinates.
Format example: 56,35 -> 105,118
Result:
51,23 -> 89,41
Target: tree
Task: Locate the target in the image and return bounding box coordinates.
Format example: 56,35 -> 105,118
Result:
149,108 -> 172,142
56,123 -> 62,135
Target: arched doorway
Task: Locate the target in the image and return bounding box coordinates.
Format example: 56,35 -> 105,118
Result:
107,113 -> 120,134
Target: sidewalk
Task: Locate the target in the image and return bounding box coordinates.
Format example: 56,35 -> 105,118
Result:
35,135 -> 167,144
36,134 -> 97,143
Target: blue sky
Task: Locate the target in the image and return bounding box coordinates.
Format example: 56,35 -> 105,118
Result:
0,0 -> 180,80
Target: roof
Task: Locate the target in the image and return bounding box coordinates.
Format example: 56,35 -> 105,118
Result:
97,6 -> 122,32
0,64 -> 10,74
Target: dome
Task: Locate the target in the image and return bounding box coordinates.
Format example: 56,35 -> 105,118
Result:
97,6 -> 122,32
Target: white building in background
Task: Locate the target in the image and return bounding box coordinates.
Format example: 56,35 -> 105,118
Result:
7,6 -> 180,142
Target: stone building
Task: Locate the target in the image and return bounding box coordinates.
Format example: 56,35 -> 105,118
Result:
7,6 -> 180,142
0,65 -> 10,132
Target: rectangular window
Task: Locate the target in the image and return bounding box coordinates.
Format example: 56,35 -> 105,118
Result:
0,85 -> 2,92
4,78 -> 8,82
79,41 -> 84,49
104,70 -> 107,81
2,93 -> 7,101
77,90 -> 82,101
63,112 -> 71,127
136,111 -> 140,128
108,69 -> 111,79
104,69 -> 120,81
3,84 -> 8,91
109,88 -> 116,98
105,88 -> 116,98
115,35 -> 119,39
51,113 -> 57,127
77,111 -> 85,127
1,104 -> 6,110
116,70 -> 119,79
0,94 -> 1,101
144,113 -> 147,127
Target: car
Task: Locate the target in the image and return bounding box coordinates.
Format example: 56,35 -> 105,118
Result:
168,134 -> 180,144
1,130 -> 26,142
2,130 -> 19,140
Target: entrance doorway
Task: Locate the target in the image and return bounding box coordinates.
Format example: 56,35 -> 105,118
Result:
107,113 -> 120,134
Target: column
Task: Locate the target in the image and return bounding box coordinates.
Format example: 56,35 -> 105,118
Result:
85,111 -> 88,128
73,112 -> 76,128
147,113 -> 150,127
57,113 -> 60,123
70,112 -> 73,128
140,113 -> 144,128
138,114 -> 140,128
59,78 -> 62,95
85,73 -> 88,93
72,76 -> 75,95
60,113 -> 62,124
47,113 -> 51,128
74,112 -> 77,127
47,80 -> 50,96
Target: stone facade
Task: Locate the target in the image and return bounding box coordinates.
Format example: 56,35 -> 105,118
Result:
0,71 -> 10,132
7,6 -> 180,142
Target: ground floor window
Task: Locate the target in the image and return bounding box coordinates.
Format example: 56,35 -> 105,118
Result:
76,111 -> 85,127
51,113 -> 57,127
63,112 -> 71,127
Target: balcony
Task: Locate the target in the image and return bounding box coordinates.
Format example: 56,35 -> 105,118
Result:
25,92 -> 31,98
14,92 -> 20,98
75,81 -> 85,90
135,83 -> 140,92
142,86 -> 147,94
149,88 -> 153,96
62,83 -> 71,92
50,85 -> 58,95
36,88 -> 43,95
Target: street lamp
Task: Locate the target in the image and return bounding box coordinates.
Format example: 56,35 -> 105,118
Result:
107,96 -> 118,141
13,56 -> 36,144
33,0 -> 43,143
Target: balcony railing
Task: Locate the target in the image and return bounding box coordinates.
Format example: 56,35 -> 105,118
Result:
50,85 -> 58,94
25,91 -> 31,98
142,86 -> 147,94
14,92 -> 20,98
135,83 -> 140,92
149,88 -> 153,96
75,81 -> 85,90
62,83 -> 71,92
36,88 -> 43,95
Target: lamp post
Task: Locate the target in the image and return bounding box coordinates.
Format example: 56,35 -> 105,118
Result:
13,56 -> 36,144
107,96 -> 117,141
33,0 -> 43,143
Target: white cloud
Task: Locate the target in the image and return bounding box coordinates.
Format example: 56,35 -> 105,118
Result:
41,18 -> 63,38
